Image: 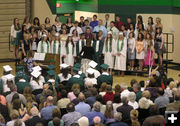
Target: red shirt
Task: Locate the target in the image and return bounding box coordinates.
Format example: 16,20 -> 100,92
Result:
115,21 -> 124,31
103,92 -> 114,104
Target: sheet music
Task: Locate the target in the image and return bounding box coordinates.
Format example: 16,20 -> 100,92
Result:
34,53 -> 46,61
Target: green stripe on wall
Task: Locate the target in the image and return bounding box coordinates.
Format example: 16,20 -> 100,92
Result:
98,5 -> 180,23
98,0 -> 173,6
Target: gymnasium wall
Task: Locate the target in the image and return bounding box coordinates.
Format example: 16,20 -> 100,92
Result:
31,0 -> 56,24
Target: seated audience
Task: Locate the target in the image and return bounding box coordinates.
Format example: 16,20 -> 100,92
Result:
116,97 -> 133,125
86,102 -> 106,125
62,103 -> 81,126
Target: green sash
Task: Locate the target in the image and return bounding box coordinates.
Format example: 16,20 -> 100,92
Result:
117,39 -> 124,52
41,41 -> 49,53
66,43 -> 74,55
53,41 -> 61,54
106,38 -> 112,52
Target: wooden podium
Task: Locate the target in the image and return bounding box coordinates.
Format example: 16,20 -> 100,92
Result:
35,53 -> 60,75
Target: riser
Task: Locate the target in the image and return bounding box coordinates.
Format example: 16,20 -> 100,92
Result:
0,32 -> 10,37
0,20 -> 23,26
0,0 -> 25,4
0,9 -> 25,15
0,26 -> 11,32
0,38 -> 9,43
0,3 -> 25,9
0,15 -> 25,21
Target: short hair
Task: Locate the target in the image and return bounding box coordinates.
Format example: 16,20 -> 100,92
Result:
115,84 -> 121,94
133,84 -> 141,91
121,97 -> 128,105
157,87 -> 164,96
66,103 -> 75,112
142,90 -> 151,99
61,90 -> 68,98
169,81 -> 177,90
100,83 -> 107,92
10,110 -> 19,119
10,84 -> 17,92
80,16 -> 84,19
90,88 -> 98,96
96,95 -> 103,103
120,83 -> 128,89
74,21 -> 79,24
71,84 -> 80,91
93,101 -> 101,112
114,112 -> 122,121
53,117 -> 60,126
139,81 -> 145,87
128,92 -> 136,102
114,93 -> 121,103
84,19 -> 89,22
130,79 -> 138,87
106,85 -> 112,92
149,104 -> 159,116
105,14 -> 110,17
138,97 -> 150,109
110,21 -> 115,24
93,15 -> 97,18
52,108 -> 61,118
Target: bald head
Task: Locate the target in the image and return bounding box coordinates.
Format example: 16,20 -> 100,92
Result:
47,96 -> 54,105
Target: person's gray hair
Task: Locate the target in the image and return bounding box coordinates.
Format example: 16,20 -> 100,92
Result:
114,112 -> 122,121
133,83 -> 141,90
10,84 -> 17,92
138,97 -> 150,109
93,101 -> 102,112
121,96 -> 128,105
14,119 -> 22,126
120,83 -> 128,89
30,106 -> 39,116
128,92 -> 136,102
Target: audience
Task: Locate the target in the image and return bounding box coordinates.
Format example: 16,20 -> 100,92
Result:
75,93 -> 91,116
116,97 -> 133,125
62,103 -> 81,126
1,14 -> 179,126
86,102 -> 106,125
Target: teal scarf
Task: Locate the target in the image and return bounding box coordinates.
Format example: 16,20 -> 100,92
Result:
117,39 -> 124,52
66,43 -> 74,55
41,41 -> 49,53
53,41 -> 61,54
106,38 -> 112,52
